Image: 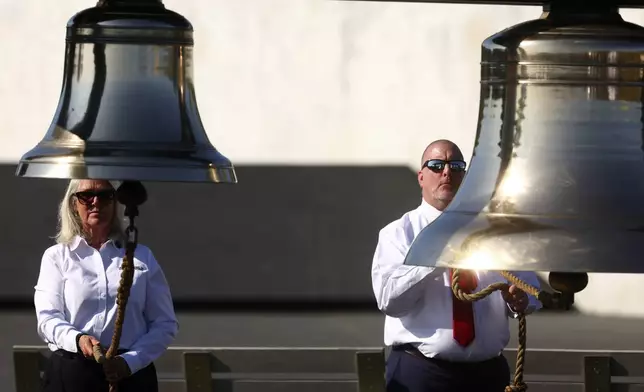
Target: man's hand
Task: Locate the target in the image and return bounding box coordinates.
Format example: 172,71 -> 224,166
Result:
78,335 -> 101,358
502,285 -> 529,313
102,356 -> 132,383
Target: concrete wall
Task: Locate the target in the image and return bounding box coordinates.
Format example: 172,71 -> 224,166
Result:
1,0 -> 644,318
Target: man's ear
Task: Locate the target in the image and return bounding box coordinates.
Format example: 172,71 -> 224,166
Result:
417,171 -> 423,187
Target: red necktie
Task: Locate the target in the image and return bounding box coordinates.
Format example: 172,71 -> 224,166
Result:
450,268 -> 477,347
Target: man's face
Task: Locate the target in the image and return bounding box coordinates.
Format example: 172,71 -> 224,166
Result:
418,143 -> 466,210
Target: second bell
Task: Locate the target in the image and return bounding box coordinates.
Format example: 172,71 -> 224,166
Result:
405,6 -> 644,273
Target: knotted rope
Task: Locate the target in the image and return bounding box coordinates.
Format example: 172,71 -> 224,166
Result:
451,269 -> 551,392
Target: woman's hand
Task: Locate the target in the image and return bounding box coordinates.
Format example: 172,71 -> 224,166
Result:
78,334 -> 101,358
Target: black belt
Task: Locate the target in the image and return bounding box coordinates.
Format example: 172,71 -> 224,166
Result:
54,348 -> 129,360
393,344 -> 502,365
393,344 -> 437,361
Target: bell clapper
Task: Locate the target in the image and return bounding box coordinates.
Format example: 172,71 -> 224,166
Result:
545,272 -> 590,310
92,181 -> 148,392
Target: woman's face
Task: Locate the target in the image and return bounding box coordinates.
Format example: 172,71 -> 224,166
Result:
73,180 -> 115,233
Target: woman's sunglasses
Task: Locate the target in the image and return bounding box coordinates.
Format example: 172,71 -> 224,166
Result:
422,159 -> 467,173
74,189 -> 116,206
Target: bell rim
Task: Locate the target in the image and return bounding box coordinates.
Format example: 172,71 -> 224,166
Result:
403,211 -> 644,273
14,161 -> 238,184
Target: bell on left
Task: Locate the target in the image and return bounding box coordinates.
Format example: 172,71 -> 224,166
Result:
15,0 -> 237,184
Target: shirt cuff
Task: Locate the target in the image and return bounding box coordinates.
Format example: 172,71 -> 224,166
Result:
75,333 -> 87,354
63,330 -> 84,353
120,351 -> 143,375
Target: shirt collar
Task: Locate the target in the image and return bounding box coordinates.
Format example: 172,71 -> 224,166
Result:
418,198 -> 442,221
69,235 -> 119,251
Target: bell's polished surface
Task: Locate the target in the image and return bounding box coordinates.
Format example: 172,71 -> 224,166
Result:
405,5 -> 644,273
16,0 -> 237,183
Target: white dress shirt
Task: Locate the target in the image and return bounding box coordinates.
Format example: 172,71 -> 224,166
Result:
371,200 -> 542,362
34,235 -> 179,374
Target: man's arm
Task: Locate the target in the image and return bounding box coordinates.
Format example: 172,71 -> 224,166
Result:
371,228 -> 441,317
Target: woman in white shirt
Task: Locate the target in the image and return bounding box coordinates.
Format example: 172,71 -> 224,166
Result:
34,179 -> 179,392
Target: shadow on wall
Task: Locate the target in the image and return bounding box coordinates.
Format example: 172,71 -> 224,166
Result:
1,164 -> 556,311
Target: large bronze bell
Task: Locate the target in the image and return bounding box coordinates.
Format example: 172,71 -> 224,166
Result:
15,0 -> 237,183
405,3 -> 644,274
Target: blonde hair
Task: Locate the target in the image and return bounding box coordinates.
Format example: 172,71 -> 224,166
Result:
55,179 -> 125,245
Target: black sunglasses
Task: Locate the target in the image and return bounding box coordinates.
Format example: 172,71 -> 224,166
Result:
422,159 -> 467,173
74,189 -> 116,206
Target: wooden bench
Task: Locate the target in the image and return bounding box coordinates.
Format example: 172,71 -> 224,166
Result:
13,346 -> 386,392
502,348 -> 644,392
13,346 -> 644,392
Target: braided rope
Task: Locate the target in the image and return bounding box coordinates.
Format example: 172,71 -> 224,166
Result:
92,241 -> 136,392
451,269 -> 549,392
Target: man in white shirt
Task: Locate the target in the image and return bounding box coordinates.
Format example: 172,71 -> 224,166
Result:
371,139 -> 542,392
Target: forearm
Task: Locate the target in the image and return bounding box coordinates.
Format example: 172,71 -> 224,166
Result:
122,252 -> 179,374
36,308 -> 83,352
375,266 -> 439,317
121,320 -> 178,374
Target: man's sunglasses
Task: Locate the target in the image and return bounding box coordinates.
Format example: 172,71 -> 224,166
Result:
74,190 -> 116,206
422,159 -> 467,173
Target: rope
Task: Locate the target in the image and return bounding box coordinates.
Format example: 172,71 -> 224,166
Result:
89,182 -> 147,391
451,269 -> 551,392
93,239 -> 136,392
